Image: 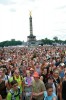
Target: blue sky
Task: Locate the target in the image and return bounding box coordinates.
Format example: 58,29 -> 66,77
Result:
0,0 -> 66,42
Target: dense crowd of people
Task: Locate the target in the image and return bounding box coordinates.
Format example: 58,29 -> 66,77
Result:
0,45 -> 66,100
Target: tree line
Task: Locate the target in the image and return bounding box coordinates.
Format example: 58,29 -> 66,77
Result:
0,39 -> 22,47
40,36 -> 66,45
0,37 -> 66,47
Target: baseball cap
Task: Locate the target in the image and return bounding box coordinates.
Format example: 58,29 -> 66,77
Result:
33,72 -> 39,78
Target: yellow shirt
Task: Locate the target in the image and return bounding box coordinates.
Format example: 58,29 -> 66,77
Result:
14,75 -> 23,92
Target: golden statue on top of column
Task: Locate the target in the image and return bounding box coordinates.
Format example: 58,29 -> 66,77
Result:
29,11 -> 32,16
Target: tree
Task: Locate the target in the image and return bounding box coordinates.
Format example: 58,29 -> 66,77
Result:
0,39 -> 22,47
53,36 -> 58,42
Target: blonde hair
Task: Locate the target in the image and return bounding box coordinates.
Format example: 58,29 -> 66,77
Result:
26,70 -> 30,74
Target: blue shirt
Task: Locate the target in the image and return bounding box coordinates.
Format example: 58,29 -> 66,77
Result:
59,71 -> 64,78
44,91 -> 57,100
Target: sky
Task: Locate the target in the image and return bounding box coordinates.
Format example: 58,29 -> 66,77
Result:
0,0 -> 66,42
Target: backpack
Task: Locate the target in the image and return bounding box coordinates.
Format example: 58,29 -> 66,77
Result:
10,87 -> 20,100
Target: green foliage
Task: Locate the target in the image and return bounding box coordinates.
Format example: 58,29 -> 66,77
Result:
0,37 -> 66,47
40,37 -> 65,45
63,40 -> 66,44
53,36 -> 58,41
0,39 -> 22,47
41,38 -> 54,45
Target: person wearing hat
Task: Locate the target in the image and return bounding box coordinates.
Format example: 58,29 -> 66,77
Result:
32,72 -> 46,100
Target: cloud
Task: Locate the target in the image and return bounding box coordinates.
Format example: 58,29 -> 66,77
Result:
9,8 -> 16,12
0,0 -> 66,42
0,0 -> 16,5
54,29 -> 66,33
57,5 -> 66,9
26,0 -> 39,1
0,0 -> 8,5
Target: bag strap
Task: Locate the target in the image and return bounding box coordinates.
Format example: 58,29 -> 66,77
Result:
10,87 -> 20,100
10,90 -> 15,100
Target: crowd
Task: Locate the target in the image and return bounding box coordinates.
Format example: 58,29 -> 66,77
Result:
0,45 -> 66,100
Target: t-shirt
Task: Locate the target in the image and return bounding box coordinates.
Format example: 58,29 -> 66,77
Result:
2,75 -> 9,83
44,91 -> 57,100
24,76 -> 32,97
24,76 -> 32,92
6,87 -> 21,100
8,77 -> 13,83
59,71 -> 64,78
32,79 -> 46,100
0,81 -> 7,99
41,74 -> 48,84
14,75 -> 23,93
7,92 -> 19,100
62,81 -> 66,99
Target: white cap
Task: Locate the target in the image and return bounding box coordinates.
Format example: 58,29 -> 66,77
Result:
60,63 -> 65,66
